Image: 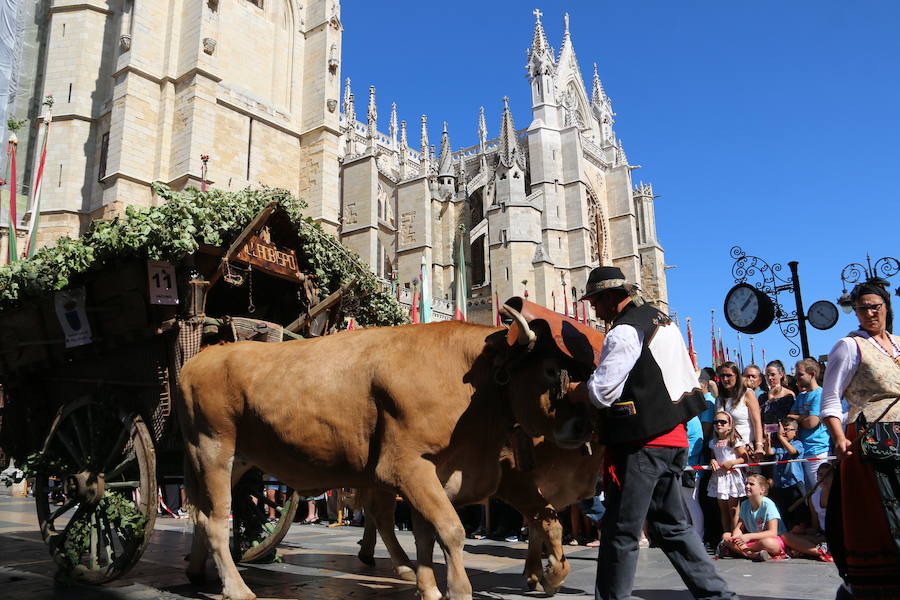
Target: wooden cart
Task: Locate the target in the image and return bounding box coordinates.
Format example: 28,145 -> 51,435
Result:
0,204 -> 352,583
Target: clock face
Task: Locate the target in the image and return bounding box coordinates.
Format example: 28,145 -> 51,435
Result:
725,284 -> 759,328
807,300 -> 839,331
723,283 -> 775,334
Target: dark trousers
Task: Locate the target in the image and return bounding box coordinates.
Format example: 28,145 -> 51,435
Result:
596,446 -> 736,600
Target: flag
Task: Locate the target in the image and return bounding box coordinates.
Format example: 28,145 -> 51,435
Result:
495,292 -> 502,327
7,136 -> 17,262
573,299 -> 579,322
453,236 -> 467,321
25,106 -> 52,257
686,318 -> 699,371
551,290 -> 556,312
581,301 -> 588,324
718,329 -> 726,366
726,347 -> 731,362
562,281 -> 569,317
420,257 -> 432,323
410,289 -> 419,324
711,311 -> 718,368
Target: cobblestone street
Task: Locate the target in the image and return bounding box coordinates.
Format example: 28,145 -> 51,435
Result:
0,496 -> 842,600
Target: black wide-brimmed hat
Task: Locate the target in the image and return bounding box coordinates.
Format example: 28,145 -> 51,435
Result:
579,265 -> 641,301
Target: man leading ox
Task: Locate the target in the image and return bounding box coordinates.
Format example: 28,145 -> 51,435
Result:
569,266 -> 737,600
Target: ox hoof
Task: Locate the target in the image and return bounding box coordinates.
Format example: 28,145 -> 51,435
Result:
396,564 -> 417,582
222,586 -> 256,600
357,551 -> 376,566
524,575 -> 539,592
540,568 -> 566,596
185,570 -> 206,586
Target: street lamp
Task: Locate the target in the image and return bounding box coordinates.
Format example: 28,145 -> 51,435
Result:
837,255 -> 900,312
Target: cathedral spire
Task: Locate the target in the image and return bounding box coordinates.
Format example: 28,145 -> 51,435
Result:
399,119 -> 409,178
591,63 -> 605,105
478,106 -> 487,154
499,96 -> 519,168
366,85 -> 377,140
420,114 -> 430,172
562,12 -> 570,45
527,7 -> 555,79
343,77 -> 356,126
438,121 -> 453,178
389,103 -> 398,147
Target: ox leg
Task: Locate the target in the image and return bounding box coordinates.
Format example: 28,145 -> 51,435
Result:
534,505 -> 569,595
188,436 -> 255,600
523,519 -> 543,592
410,509 -> 444,600
402,468 -> 471,600
364,490 -> 416,582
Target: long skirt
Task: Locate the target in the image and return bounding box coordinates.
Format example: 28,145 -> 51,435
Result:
830,423 -> 900,598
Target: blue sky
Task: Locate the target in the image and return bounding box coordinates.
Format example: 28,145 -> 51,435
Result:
341,1 -> 900,368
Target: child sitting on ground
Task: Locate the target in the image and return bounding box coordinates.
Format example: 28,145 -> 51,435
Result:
718,473 -> 789,561
781,463 -> 834,562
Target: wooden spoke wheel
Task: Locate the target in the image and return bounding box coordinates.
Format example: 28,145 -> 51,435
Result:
231,470 -> 299,563
34,398 -> 158,583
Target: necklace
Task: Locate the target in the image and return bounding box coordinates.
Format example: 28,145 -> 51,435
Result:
866,332 -> 900,366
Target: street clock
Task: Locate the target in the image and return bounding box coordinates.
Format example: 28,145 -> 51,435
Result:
723,283 -> 775,334
807,299 -> 839,330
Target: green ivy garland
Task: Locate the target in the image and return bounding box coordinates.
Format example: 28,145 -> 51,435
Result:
0,184 -> 405,327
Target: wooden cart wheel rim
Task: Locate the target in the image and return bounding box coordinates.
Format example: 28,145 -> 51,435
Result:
230,475 -> 300,564
34,403 -> 158,584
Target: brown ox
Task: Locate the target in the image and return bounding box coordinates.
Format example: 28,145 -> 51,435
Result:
357,435 -> 604,595
177,312 -> 594,600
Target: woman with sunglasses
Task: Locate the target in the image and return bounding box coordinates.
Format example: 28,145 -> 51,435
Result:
716,361 -> 764,460
821,281 -> 900,599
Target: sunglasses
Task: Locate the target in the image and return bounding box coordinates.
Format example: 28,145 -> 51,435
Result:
713,419 -> 729,425
854,303 -> 884,313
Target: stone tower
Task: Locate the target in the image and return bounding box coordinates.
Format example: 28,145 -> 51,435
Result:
18,0 -> 345,248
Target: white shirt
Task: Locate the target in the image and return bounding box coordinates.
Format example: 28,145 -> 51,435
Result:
586,318 -> 700,408
586,324 -> 643,407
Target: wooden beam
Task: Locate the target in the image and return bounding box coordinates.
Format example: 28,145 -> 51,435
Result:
285,279 -> 357,334
208,202 -> 277,287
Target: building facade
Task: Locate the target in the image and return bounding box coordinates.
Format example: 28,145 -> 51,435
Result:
2,2 -> 668,323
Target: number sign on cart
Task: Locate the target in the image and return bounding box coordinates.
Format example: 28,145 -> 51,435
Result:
147,260 -> 179,305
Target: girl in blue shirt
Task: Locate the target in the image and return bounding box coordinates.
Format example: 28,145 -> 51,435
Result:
719,474 -> 789,561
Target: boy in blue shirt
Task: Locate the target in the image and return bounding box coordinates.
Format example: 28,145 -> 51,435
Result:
789,359 -> 830,492
764,417 -> 810,530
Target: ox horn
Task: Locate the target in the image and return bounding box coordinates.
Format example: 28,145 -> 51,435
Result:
500,304 -> 537,351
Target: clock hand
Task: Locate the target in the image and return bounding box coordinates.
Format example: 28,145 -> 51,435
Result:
741,296 -> 752,311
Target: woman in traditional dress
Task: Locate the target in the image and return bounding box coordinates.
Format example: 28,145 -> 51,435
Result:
822,281 -> 900,599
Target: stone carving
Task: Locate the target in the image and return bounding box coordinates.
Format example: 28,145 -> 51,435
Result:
400,211 -> 416,244
326,99 -> 337,113
328,43 -> 339,74
344,202 -> 358,225
119,34 -> 132,52
202,37 -> 217,55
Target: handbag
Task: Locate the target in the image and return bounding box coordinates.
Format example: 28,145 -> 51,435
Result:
857,396 -> 900,464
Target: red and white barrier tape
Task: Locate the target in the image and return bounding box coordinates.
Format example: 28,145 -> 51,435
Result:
684,456 -> 836,471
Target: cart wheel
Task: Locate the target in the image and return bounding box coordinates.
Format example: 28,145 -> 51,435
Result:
34,398 -> 158,583
231,470 -> 299,563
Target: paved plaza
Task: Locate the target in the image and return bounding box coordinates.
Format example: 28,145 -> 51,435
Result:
0,496 -> 841,600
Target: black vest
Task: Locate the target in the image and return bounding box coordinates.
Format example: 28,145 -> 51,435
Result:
600,303 -> 707,445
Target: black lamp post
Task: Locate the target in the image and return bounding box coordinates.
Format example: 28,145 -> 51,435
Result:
729,246 -> 810,358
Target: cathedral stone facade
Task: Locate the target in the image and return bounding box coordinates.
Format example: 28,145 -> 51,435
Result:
2,2 -> 668,323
